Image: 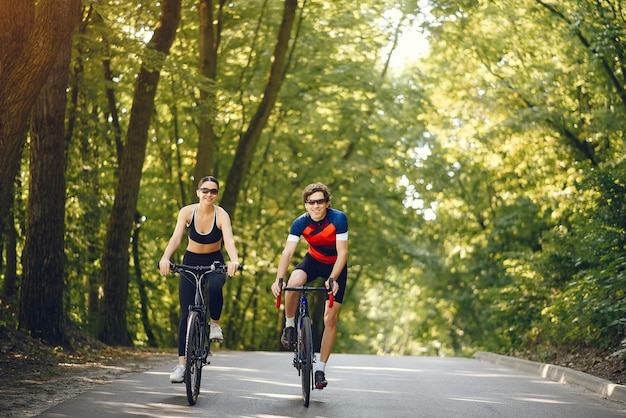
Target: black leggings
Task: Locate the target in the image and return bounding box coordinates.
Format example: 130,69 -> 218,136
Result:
177,250 -> 226,356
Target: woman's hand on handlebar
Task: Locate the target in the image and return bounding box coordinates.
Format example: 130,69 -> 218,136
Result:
159,258 -> 171,275
226,261 -> 241,276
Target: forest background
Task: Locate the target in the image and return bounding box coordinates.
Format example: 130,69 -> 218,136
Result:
1,0 -> 625,377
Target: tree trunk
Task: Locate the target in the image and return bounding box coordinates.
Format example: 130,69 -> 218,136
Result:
1,199 -> 18,297
0,0 -> 79,236
220,0 -> 298,220
132,213 -> 157,347
19,0 -> 81,345
98,0 -> 181,346
192,0 -> 221,196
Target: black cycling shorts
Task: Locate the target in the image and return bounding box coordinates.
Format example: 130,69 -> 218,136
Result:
294,253 -> 347,304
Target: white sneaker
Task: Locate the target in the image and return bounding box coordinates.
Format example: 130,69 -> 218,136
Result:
209,323 -> 224,342
169,365 -> 185,383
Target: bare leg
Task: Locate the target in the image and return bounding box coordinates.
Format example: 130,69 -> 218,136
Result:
284,270 -> 307,320
319,301 -> 342,363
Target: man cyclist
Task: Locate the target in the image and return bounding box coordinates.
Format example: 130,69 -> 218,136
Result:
271,182 -> 348,389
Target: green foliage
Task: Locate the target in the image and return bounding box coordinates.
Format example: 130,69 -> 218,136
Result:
535,164 -> 626,347
399,0 -> 626,356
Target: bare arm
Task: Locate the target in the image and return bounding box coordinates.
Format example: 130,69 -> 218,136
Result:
327,239 -> 348,295
217,206 -> 240,276
272,239 -> 298,297
158,206 -> 191,275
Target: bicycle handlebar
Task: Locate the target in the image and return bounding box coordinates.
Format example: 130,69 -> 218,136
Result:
162,261 -> 244,276
275,278 -> 334,309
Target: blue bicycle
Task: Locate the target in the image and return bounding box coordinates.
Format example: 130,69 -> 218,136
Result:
275,278 -> 334,407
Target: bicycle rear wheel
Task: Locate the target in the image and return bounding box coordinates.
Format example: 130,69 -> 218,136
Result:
185,311 -> 203,405
300,316 -> 313,407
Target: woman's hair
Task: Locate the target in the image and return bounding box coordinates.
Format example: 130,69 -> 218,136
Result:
197,176 -> 219,189
302,182 -> 331,203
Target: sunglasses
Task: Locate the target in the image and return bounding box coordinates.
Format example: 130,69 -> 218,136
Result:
305,198 -> 328,205
198,188 -> 219,195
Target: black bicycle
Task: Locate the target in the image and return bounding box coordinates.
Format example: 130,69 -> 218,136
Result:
167,261 -> 239,405
275,278 -> 334,407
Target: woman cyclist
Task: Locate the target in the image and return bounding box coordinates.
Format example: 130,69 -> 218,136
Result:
159,176 -> 240,383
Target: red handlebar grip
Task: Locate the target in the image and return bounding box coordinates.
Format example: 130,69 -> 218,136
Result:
328,292 -> 334,308
275,278 -> 284,309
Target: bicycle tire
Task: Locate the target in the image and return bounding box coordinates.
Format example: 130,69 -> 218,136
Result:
185,311 -> 203,405
300,316 -> 313,407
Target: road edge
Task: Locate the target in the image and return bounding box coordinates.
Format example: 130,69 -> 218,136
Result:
473,351 -> 626,404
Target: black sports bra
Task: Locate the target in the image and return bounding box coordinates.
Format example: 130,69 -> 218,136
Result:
187,205 -> 222,245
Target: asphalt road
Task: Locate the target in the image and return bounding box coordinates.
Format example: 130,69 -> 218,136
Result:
38,351 -> 626,417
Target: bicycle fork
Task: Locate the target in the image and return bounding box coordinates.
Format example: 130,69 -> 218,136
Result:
293,296 -> 316,372
197,306 -> 211,365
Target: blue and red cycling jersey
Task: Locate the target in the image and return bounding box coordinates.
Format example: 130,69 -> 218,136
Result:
287,208 -> 348,264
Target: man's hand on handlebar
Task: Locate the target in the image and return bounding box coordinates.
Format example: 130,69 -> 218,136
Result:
325,278 -> 338,296
271,278 -> 285,298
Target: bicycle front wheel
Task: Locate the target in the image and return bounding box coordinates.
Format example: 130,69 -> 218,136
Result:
300,316 -> 313,407
185,311 -> 203,405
